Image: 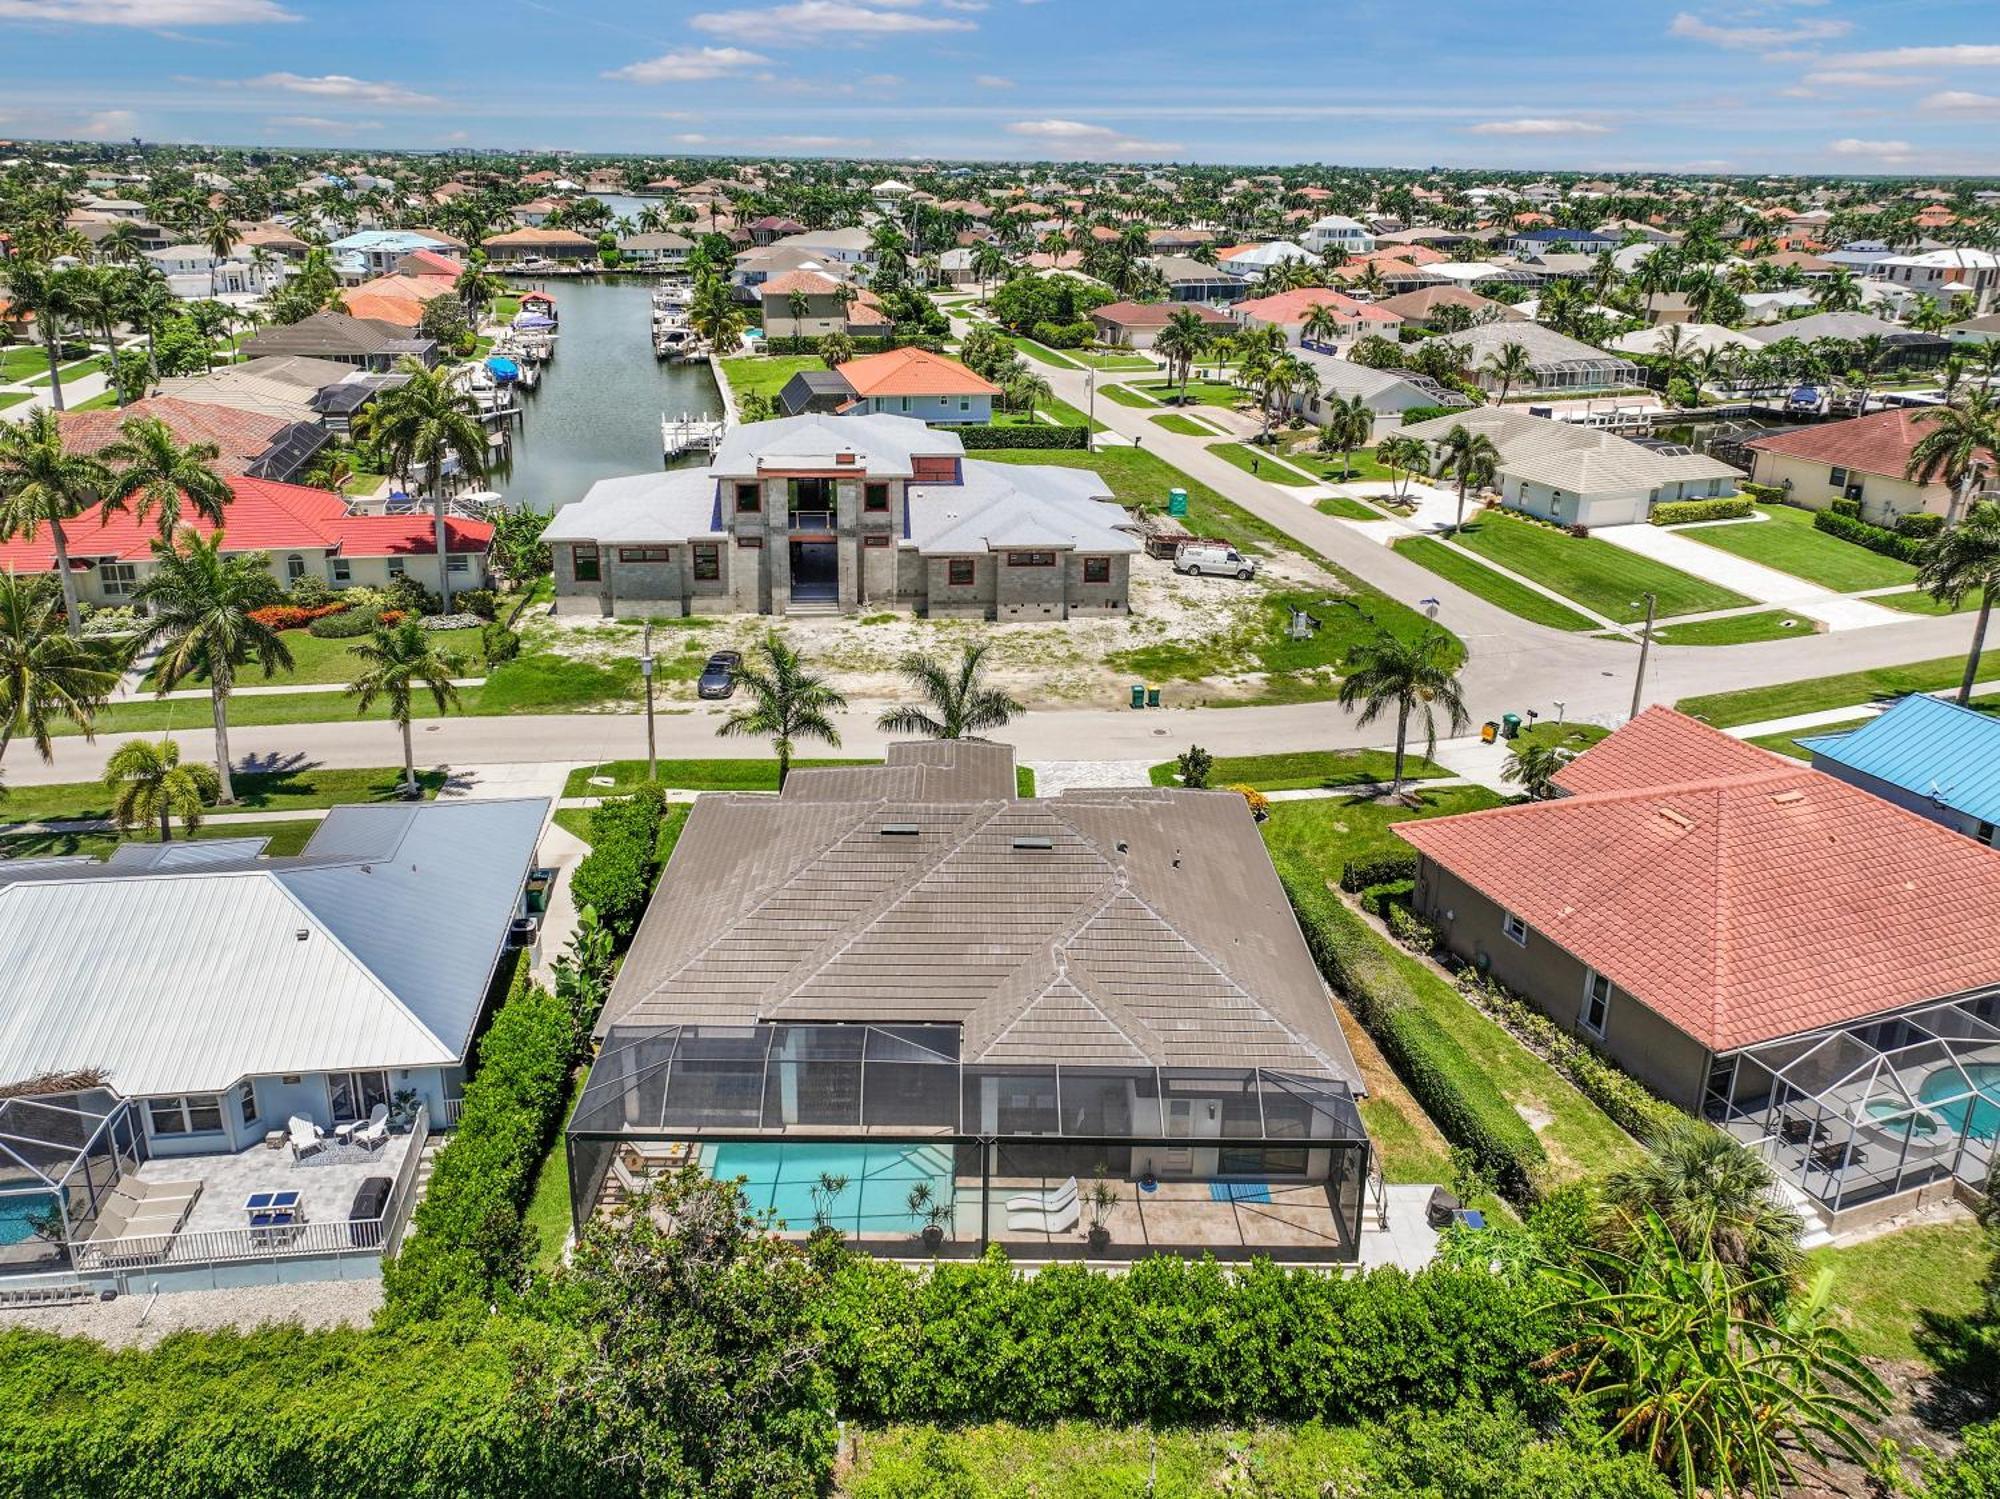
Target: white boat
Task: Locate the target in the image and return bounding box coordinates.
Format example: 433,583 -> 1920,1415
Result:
654,324 -> 702,360
652,281 -> 693,311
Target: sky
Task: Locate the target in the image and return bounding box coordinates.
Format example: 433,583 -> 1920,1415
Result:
0,0 -> 1996,176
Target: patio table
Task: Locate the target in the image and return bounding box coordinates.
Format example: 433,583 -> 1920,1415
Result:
245,1190 -> 304,1246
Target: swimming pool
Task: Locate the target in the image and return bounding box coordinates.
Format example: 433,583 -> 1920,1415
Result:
0,1191 -> 59,1247
1918,1063 -> 2000,1142
703,1142 -> 955,1238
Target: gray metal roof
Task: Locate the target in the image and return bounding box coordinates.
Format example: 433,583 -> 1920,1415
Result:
0,799 -> 547,1097
908,460 -> 1139,556
545,469 -> 718,545
710,412 -> 962,479
598,743 -> 1359,1083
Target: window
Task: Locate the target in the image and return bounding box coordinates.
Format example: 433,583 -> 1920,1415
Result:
864,482 -> 889,512
899,396 -> 910,413
1006,551 -> 1056,567
386,556 -> 405,577
864,534 -> 889,548
331,557 -> 352,584
947,558 -> 975,586
618,546 -> 672,563
735,482 -> 761,513
237,1079 -> 258,1129
958,397 -> 971,412
98,562 -> 137,597
1083,556 -> 1111,584
148,1094 -> 224,1136
447,555 -> 469,575
329,1071 -> 390,1121
285,553 -> 306,581
1581,971 -> 1611,1037
1829,467 -> 1848,487
693,543 -> 720,581
572,544 -> 601,583
1501,910 -> 1528,947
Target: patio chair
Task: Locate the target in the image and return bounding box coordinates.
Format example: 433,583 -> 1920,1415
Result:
288,1115 -> 326,1160
1005,1198 -> 1081,1235
1779,1115 -> 1820,1147
1004,1176 -> 1078,1215
339,1104 -> 390,1151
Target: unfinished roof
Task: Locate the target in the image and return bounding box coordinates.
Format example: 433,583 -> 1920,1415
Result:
1398,710 -> 2000,1054
597,742 -> 1359,1081
0,799 -> 548,1097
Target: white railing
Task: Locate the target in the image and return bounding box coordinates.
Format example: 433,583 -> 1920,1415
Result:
439,1095 -> 466,1129
381,1104 -> 430,1260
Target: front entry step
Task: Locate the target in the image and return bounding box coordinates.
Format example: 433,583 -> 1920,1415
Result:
786,600 -> 842,617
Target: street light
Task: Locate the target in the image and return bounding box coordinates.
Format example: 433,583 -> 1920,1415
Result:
639,621 -> 657,784
1629,592 -> 1657,720
1085,366 -> 1096,453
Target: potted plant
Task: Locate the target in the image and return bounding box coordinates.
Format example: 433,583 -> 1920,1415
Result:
1085,1168 -> 1119,1254
907,1181 -> 949,1251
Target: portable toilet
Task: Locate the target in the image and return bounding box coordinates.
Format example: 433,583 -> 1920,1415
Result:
1167,488 -> 1189,517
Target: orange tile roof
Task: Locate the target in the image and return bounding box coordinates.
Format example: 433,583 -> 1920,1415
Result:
341,273 -> 458,328
1552,705 -> 1785,796
760,269 -> 844,297
1231,288 -> 1401,325
837,347 -> 999,398
1398,709 -> 2000,1053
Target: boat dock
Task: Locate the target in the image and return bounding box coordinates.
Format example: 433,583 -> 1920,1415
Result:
662,412 -> 725,461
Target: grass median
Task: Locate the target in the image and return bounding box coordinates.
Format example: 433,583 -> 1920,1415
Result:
1394,536 -> 1600,631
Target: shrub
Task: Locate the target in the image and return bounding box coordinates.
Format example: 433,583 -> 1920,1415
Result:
568,786 -> 668,940
252,602 -> 348,632
1030,318 -> 1094,349
1651,496 -> 1752,526
1897,511 -> 1946,538
1340,850 -> 1417,892
454,587 -> 498,619
1830,496 -> 1862,519
387,573 -> 445,618
286,574 -> 337,607
1400,404 -> 1464,426
1274,853 -> 1547,1201
956,424 -> 1089,450
819,1250 -> 1561,1426
381,973 -> 575,1320
1813,508 -> 1924,562
308,604 -> 381,638
1359,879 -> 1414,918
1384,901 -> 1439,953
482,619 -> 522,664
1740,481 -> 1786,504
1176,745 -> 1212,789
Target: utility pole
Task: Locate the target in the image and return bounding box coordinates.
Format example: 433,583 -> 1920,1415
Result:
1086,365 -> 1096,453
1629,592 -> 1657,721
640,622 -> 657,783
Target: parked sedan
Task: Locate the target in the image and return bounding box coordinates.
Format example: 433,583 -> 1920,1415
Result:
696,650 -> 743,700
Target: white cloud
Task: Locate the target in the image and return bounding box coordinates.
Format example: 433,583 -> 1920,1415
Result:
606,46 -> 772,82
1922,90 -> 2000,113
673,133 -> 712,144
1667,11 -> 1850,48
79,109 -> 138,138
691,1 -> 977,43
1825,44 -> 2000,67
1829,137 -> 1914,160
973,73 -> 1014,88
1466,118 -> 1611,135
242,72 -> 437,106
938,0 -> 986,9
1005,118 -> 1177,157
267,114 -> 382,132
0,0 -> 294,20
1803,69 -> 1929,88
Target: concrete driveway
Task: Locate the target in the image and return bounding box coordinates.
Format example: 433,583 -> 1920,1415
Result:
1591,519 -> 1905,631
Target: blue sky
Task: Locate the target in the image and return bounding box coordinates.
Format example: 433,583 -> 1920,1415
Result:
1,0 -> 1996,174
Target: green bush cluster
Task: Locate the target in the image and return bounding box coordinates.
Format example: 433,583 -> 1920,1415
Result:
1031,317 -> 1095,348
1740,481 -> 1786,503
1455,974 -> 1681,1144
1651,496 -> 1752,526
1896,511 -> 1946,538
454,587 -> 498,619
481,618 -> 522,665
821,1250 -> 1560,1427
1275,853 -> 1548,1201
1813,508 -> 1925,562
381,974 -> 576,1321
1359,879 -> 1415,918
1340,850 -> 1418,892
568,786 -> 669,940
308,604 -> 383,638
1399,404 -> 1464,426
1830,496 -> 1863,519
956,424 -> 1090,450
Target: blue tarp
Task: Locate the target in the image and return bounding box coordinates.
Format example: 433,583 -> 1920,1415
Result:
513,313 -> 555,329
485,356 -> 521,380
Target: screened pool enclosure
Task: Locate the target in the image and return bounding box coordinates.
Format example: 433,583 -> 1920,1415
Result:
0,1089 -> 138,1272
1716,990 -> 2000,1214
569,1023 -> 1371,1261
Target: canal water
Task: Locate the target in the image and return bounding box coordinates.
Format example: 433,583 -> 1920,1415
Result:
491,275 -> 722,514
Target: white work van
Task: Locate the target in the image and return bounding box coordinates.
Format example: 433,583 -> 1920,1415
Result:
1173,541 -> 1258,580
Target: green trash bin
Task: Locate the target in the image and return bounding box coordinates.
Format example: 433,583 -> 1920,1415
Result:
1501,712 -> 1523,739
1131,683 -> 1146,709
1167,487 -> 1189,517
1146,686 -> 1161,708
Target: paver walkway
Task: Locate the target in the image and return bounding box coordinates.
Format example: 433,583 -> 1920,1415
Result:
1593,521 -> 1904,632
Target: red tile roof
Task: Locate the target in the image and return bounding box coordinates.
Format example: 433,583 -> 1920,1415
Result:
1743,407 -> 1993,483
760,269 -> 843,297
59,398 -> 287,476
838,347 -> 999,398
1398,709 -> 2000,1053
0,476 -> 493,569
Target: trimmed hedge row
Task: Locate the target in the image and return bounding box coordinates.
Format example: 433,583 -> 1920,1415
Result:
1651,496 -> 1752,526
568,787 -> 668,940
1339,849 -> 1417,893
381,972 -> 575,1322
1274,853 -> 1547,1201
957,423 -> 1090,450
1400,404 -> 1464,426
820,1250 -> 1561,1427
1814,508 -> 1925,563
1740,481 -> 1786,503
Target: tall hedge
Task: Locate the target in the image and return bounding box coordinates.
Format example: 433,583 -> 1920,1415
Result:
1651,496 -> 1751,526
957,424 -> 1090,450
820,1250 -> 1560,1427
1813,508 -> 1924,562
1274,852 -> 1548,1200
568,786 -> 668,939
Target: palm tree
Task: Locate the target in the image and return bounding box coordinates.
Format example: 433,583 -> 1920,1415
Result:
0,569 -> 121,768
970,241 -> 1007,302
1598,1115 -> 1804,1289
1299,301 -> 1341,349
1152,307 -> 1212,406
2,260 -> 79,411
1316,391 -> 1373,481
1003,369 -> 1052,419
1375,433 -> 1427,501
1914,501 -> 2000,705
98,416 -> 232,540
101,737 -> 219,843
201,209 -> 236,299
1813,268 -> 1863,312
716,632 -> 847,789
453,251 -> 504,322
346,617 -> 462,797
1433,423 -> 1501,533
1907,386 -> 2000,526
876,641 -> 1022,740
63,265 -> 130,408
0,409 -> 114,637
785,288 -> 811,337
688,273 -> 746,355
131,530 -> 291,804
1335,628 -> 1468,794
1479,340 -> 1534,405
1501,741 -> 1571,800
367,360 -> 488,612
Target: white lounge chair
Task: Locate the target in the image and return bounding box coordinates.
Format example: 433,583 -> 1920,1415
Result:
1004,1176 -> 1078,1214
339,1104 -> 390,1150
288,1115 -> 325,1160
1005,1198 -> 1082,1235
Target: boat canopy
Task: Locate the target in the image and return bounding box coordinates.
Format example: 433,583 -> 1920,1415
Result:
485,356 -> 521,380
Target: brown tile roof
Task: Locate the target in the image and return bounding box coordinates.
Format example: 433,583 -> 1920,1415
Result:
1091,300 -> 1232,328
58,397 -> 287,475
1743,407 -> 1992,483
1399,709 -> 2000,1053
1371,285 -> 1523,322
760,269 -> 843,297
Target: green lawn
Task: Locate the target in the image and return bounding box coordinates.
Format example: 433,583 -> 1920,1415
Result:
1747,717 -> 1869,760
1317,496 -> 1388,521
0,766 -> 443,827
523,1073 -> 587,1272
0,391 -> 30,411
718,353 -> 826,408
141,626 -> 485,690
1099,382 -> 1161,408
0,342 -> 91,382
0,817 -> 321,862
1000,334 -> 1081,370
1650,610 -> 1819,646
562,757 -> 872,798
1034,394 -> 1103,432
1394,536 -> 1601,632
1278,443 -> 1396,485
27,355 -> 106,388
68,391 -> 117,411
1151,411 -> 1218,436
1136,379 -> 1244,408
1510,720 -> 1611,756
1874,588 -> 1976,616
1677,655 -> 1976,728
1262,784 -> 1504,873
1684,506 -> 1916,592
1811,1219 -> 1987,1365
1147,748 -> 1450,791
1015,765 -> 1036,797
551,806 -> 593,843
1455,512 -> 1753,621
491,294 -> 521,320
1207,441 -> 1315,487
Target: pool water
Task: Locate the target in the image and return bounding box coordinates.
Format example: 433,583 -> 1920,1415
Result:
703,1142 -> 955,1238
1918,1063 -> 2000,1141
0,1191 -> 59,1246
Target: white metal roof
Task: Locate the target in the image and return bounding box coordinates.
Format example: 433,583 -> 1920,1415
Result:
545,470 -> 718,545
908,460 -> 1138,556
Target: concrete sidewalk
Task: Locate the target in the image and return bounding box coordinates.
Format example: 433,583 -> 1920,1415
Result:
1594,521 -> 1904,633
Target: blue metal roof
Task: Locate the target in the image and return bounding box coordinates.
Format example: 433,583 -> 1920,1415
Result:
1799,694 -> 2000,826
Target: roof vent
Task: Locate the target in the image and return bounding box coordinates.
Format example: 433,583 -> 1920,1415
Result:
880,822 -> 921,837
294,928 -> 310,942
1011,836 -> 1053,851
1654,806 -> 1694,831
1770,789 -> 1805,806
